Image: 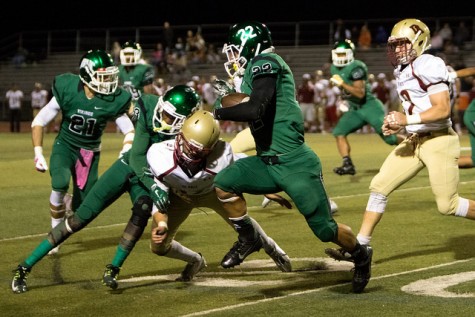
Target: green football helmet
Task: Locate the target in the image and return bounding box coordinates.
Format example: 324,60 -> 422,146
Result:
331,39 -> 355,67
79,49 -> 119,95
223,21 -> 274,78
120,41 -> 143,66
153,85 -> 201,135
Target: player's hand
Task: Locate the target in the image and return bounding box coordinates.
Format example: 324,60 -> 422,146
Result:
151,223 -> 168,244
330,74 -> 344,87
382,112 -> 403,135
263,193 -> 293,209
212,79 -> 235,97
150,184 -> 170,212
34,146 -> 48,172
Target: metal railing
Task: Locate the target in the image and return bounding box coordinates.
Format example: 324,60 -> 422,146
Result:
1,17 -> 473,63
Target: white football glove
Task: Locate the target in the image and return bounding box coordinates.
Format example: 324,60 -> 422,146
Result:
34,146 -> 48,172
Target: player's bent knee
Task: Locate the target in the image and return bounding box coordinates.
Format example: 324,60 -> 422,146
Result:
314,226 -> 337,242
132,195 -> 153,226
150,243 -> 168,255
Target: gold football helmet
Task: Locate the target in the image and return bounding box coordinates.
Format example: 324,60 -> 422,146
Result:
387,18 -> 431,67
174,110 -> 220,170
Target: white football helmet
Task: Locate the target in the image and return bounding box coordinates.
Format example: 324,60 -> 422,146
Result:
120,41 -> 143,66
331,40 -> 355,67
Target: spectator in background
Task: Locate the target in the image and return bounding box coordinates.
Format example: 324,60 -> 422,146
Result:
454,21 -> 470,49
373,25 -> 388,47
111,41 -> 121,64
371,73 -> 390,114
6,83 -> 24,132
334,18 -> 351,42
152,77 -> 170,96
150,42 -> 167,75
297,73 -> 317,132
31,82 -> 48,119
12,47 -> 28,68
358,22 -> 372,50
438,23 -> 453,46
162,21 -> 175,54
429,30 -> 444,54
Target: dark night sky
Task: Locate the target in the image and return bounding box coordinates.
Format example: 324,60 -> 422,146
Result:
3,1 -> 465,36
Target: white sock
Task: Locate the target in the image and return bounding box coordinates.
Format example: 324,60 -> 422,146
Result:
356,234 -> 371,246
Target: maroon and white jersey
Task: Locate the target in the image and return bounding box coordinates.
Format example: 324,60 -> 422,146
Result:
394,54 -> 452,134
147,139 -> 234,197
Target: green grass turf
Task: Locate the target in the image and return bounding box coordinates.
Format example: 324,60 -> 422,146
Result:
1,131 -> 475,317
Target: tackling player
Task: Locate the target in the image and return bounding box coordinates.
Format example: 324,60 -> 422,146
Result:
213,21 -> 372,293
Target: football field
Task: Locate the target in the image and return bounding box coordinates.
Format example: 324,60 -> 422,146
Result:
1,131 -> 475,316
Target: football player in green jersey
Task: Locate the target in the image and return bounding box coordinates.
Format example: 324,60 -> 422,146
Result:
30,49 -> 134,252
118,41 -> 156,100
213,21 -> 372,293
11,85 -> 199,294
330,39 -> 400,176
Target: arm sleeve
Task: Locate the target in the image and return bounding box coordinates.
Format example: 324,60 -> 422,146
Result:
115,114 -> 135,134
129,116 -> 156,190
31,97 -> 61,127
214,75 -> 277,121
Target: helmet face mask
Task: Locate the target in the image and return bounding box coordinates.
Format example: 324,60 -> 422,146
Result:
387,18 -> 431,67
223,21 -> 274,78
174,110 -> 220,170
79,50 -> 119,95
332,40 -> 355,67
152,85 -> 200,135
120,41 -> 142,66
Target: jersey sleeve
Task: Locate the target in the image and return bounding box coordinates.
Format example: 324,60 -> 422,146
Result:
248,55 -> 280,81
415,55 -> 449,86
52,73 -> 76,106
142,64 -> 155,86
129,111 -> 155,190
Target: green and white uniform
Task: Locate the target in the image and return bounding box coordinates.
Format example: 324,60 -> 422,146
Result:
20,94 -> 170,269
50,73 -> 131,209
331,60 -> 398,145
215,53 -> 339,242
119,63 -> 154,99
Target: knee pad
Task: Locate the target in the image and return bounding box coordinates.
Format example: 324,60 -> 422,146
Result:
66,213 -> 86,232
131,195 -> 152,227
47,217 -> 78,245
366,192 -> 388,213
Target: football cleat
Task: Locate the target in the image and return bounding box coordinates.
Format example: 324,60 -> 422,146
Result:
221,238 -> 263,268
333,163 -> 356,175
325,247 -> 354,262
352,245 -> 373,293
262,237 -> 292,272
176,253 -> 207,282
12,265 -> 30,294
102,264 -> 120,290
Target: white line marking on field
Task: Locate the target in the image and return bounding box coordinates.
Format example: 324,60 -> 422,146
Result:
3,180 -> 475,242
401,271 -> 475,298
178,259 -> 473,317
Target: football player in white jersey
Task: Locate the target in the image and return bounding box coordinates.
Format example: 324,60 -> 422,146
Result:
142,110 -> 291,285
325,18 -> 475,264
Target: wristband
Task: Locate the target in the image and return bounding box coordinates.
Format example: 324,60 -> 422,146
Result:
123,132 -> 135,144
34,146 -> 43,156
158,221 -> 168,229
406,114 -> 421,125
